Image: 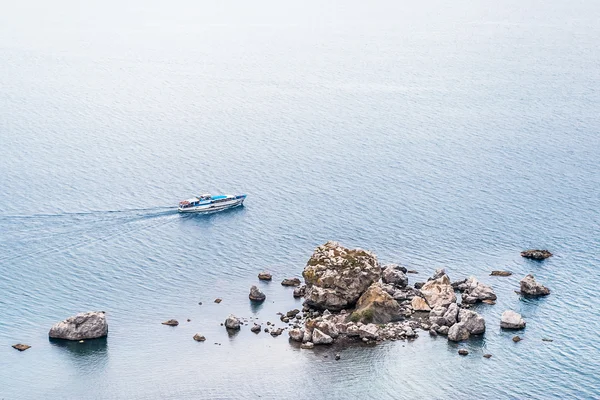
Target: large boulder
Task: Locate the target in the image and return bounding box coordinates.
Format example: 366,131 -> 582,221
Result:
447,323 -> 470,342
500,310 -> 526,329
520,274 -> 550,296
461,277 -> 497,304
49,311 -> 108,341
351,283 -> 402,324
302,241 -> 381,311
419,274 -> 456,309
458,309 -> 485,335
521,249 -> 552,260
312,329 -> 333,345
382,265 -> 408,288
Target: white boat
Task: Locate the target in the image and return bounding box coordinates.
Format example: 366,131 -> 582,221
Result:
178,193 -> 247,213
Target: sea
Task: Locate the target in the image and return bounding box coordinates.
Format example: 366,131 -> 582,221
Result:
1,0 -> 599,399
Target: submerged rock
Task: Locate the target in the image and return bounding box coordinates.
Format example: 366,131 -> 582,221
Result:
483,353 -> 492,358
161,319 -> 179,326
281,278 -> 301,287
225,315 -> 241,330
12,344 -> 31,351
351,283 -> 402,324
49,311 -> 108,340
302,241 -> 381,311
521,249 -> 552,260
490,271 -> 512,276
500,310 -> 526,329
249,285 -> 266,302
520,274 -> 550,296
258,272 -> 272,281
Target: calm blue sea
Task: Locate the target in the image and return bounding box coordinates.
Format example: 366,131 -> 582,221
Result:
1,0 -> 599,398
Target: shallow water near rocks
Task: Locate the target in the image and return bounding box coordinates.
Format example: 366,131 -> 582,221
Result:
1,0 -> 600,399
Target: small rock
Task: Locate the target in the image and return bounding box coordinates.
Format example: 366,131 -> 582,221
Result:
520,274 -> 550,296
224,315 -> 241,330
281,278 -> 301,287
249,285 -> 266,302
335,353 -> 341,360
542,338 -> 553,342
198,302 -> 203,305
407,270 -> 418,274
162,319 -> 179,326
286,309 -> 300,318
521,249 -> 552,260
490,271 -> 512,276
251,324 -> 261,333
289,328 -> 304,342
193,334 -> 206,342
214,298 -> 222,303
429,329 -> 438,337
414,282 -> 425,289
500,310 -> 526,329
512,335 -> 522,342
258,272 -> 272,281
301,342 -> 314,349
12,344 -> 31,351
79,340 -> 84,343
483,354 -> 492,358
293,285 -> 306,298
187,319 -> 191,322
264,328 -> 269,333
270,328 -> 284,337
458,349 -> 469,356
482,300 -> 496,305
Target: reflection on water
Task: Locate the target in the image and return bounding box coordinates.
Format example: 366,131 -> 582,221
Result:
49,337 -> 109,370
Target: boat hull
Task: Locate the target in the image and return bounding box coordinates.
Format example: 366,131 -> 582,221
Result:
178,197 -> 245,213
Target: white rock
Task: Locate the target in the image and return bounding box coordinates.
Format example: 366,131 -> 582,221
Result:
500,310 -> 526,329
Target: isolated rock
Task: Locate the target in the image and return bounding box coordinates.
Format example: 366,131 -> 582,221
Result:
448,323 -> 470,341
411,296 -> 431,311
270,328 -> 284,337
521,250 -> 552,260
312,329 -> 333,345
293,285 -> 306,298
161,319 -> 179,326
302,241 -> 381,311
483,353 -> 492,358
214,298 -> 222,303
382,265 -> 408,288
419,274 -> 456,308
49,311 -> 108,340
461,277 -> 497,304
249,285 -> 266,302
520,274 -> 550,296
500,310 -> 526,329
258,272 -> 272,281
251,324 -> 261,333
12,344 -> 31,351
490,271 -> 512,276
458,348 -> 469,356
225,315 -> 241,330
513,335 -> 522,342
193,334 -> 206,342
351,283 -> 402,324
289,328 -> 304,342
281,278 -> 301,287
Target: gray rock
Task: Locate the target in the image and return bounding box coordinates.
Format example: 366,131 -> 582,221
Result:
249,285 -> 266,302
443,303 -> 459,326
250,324 -> 261,333
458,309 -> 486,335
293,285 -> 306,298
352,283 -> 402,323
382,265 -> 408,288
521,249 -> 552,260
302,241 -> 381,311
500,310 -> 526,329
282,277 -> 302,287
193,334 -> 206,342
49,311 -> 108,341
458,348 -> 469,356
161,319 -> 179,326
448,323 -> 470,341
436,325 -> 449,335
461,277 -> 497,304
490,271 -> 512,276
419,274 -> 456,308
520,274 -> 550,296
258,272 -> 272,281
312,328 -> 334,345
289,328 -> 304,342
358,323 -> 379,340
301,341 -> 315,349
315,320 -> 340,338
224,315 -> 241,330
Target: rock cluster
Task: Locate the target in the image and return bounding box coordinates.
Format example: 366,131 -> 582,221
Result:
520,274 -> 550,296
521,249 -> 552,260
459,277 -> 497,304
49,311 -> 108,341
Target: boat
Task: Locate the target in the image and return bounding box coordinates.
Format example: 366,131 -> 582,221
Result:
178,193 -> 247,213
